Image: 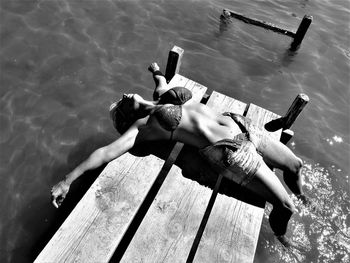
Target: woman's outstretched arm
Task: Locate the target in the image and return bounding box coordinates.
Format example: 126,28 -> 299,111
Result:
67,126 -> 139,184
51,124 -> 141,208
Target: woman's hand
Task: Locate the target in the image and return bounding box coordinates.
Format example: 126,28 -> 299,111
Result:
51,180 -> 70,208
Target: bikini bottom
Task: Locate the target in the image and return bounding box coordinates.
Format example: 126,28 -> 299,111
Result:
198,113 -> 268,186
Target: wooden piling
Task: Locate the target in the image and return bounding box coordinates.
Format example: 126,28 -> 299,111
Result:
290,15 -> 313,51
280,129 -> 295,145
165,46 -> 184,83
283,93 -> 309,130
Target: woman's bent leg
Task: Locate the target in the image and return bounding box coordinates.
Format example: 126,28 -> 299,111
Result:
148,62 -> 169,99
258,136 -> 304,197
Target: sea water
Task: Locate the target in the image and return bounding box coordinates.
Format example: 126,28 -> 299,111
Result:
0,0 -> 349,262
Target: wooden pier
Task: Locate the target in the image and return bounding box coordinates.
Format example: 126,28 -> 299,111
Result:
35,46 -> 308,263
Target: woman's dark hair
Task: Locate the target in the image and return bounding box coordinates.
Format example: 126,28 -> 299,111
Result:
109,101 -> 133,134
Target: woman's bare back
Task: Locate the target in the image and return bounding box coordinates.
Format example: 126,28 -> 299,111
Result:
169,103 -> 243,148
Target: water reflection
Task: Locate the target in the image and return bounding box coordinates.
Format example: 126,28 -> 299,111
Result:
281,48 -> 298,67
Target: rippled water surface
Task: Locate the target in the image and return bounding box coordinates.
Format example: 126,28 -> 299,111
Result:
0,0 -> 349,262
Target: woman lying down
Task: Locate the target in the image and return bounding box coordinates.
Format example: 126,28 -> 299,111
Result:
52,63 -> 312,247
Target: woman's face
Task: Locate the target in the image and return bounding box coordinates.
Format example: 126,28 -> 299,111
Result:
109,93 -> 144,132
118,93 -> 142,116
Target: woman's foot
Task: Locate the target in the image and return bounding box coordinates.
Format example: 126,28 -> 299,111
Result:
148,62 -> 167,99
148,62 -> 160,73
297,194 -> 319,212
276,235 -> 292,248
276,235 -> 308,253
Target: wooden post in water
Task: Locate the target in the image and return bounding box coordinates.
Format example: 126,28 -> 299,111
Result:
283,93 -> 309,129
280,93 -> 309,144
165,46 -> 184,83
280,129 -> 295,145
290,15 -> 313,51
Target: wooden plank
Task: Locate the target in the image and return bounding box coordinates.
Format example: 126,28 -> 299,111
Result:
193,100 -> 282,263
35,155 -> 164,263
35,75 -> 206,263
120,164 -> 213,262
168,73 -> 190,88
121,91 -> 248,262
205,91 -> 247,113
194,199 -> 264,263
245,103 -> 282,140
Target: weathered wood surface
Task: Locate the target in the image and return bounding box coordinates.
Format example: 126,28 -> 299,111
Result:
120,164 -> 213,262
35,155 -> 164,263
34,74 -> 207,263
246,103 -> 282,141
121,91 -> 263,262
192,100 -> 282,263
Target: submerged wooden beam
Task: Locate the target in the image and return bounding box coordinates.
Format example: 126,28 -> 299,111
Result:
223,9 -> 295,38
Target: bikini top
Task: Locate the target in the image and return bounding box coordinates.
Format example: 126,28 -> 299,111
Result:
158,87 -> 192,105
153,104 -> 182,139
151,87 -> 191,139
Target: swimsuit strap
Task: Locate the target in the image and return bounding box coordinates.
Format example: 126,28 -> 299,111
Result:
222,112 -> 250,132
222,112 -> 252,140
